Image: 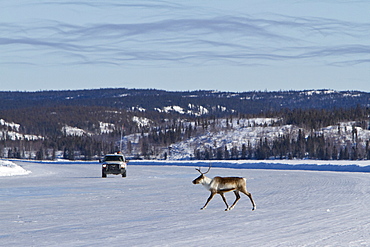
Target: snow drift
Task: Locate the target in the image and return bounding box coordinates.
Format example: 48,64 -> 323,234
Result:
0,160 -> 31,176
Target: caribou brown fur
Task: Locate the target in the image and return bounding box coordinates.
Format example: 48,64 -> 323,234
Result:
192,166 -> 256,211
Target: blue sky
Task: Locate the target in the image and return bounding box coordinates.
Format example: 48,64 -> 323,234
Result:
1,0 -> 369,92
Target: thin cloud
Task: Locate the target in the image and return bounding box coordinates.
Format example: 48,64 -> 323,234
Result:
1,2 -> 369,67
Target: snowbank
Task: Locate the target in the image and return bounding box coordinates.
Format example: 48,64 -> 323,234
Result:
0,160 -> 31,176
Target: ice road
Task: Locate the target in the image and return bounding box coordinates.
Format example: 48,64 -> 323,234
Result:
1,161 -> 370,246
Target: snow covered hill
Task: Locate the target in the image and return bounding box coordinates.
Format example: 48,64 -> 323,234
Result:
2,89 -> 369,115
168,118 -> 294,160
0,118 -> 44,141
1,160 -> 370,246
121,117 -> 370,160
1,89 -> 369,161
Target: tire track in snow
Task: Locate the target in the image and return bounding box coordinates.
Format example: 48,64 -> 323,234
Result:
1,162 -> 370,246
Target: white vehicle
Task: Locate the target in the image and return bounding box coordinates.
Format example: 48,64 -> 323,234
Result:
101,153 -> 128,178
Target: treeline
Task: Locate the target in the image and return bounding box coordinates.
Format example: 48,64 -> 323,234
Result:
150,107 -> 370,160
1,89 -> 369,115
278,105 -> 369,130
1,105 -> 370,161
0,105 -> 192,160
194,131 -> 370,160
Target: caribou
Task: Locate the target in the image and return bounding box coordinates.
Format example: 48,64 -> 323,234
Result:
192,165 -> 256,211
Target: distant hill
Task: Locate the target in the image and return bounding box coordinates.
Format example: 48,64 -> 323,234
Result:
1,88 -> 369,116
0,88 -> 369,161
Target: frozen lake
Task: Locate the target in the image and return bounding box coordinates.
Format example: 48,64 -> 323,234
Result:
1,160 -> 370,246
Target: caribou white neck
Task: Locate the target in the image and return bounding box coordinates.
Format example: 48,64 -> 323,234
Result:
200,176 -> 213,190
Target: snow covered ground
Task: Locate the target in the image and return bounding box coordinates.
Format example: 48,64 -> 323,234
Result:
1,160 -> 370,246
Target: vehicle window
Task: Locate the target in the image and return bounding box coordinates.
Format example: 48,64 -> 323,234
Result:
104,156 -> 124,161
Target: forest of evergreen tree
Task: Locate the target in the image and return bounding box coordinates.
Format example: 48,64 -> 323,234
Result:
1,105 -> 369,161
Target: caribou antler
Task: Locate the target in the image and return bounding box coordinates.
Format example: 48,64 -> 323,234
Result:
195,163 -> 211,175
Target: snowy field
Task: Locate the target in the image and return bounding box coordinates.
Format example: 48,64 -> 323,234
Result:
1,160 -> 370,246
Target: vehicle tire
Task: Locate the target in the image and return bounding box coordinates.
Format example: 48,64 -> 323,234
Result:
122,169 -> 127,177
102,168 -> 107,178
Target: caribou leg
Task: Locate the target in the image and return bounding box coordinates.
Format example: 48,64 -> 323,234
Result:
201,191 -> 216,210
240,188 -> 256,211
219,193 -> 230,211
225,191 -> 241,211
